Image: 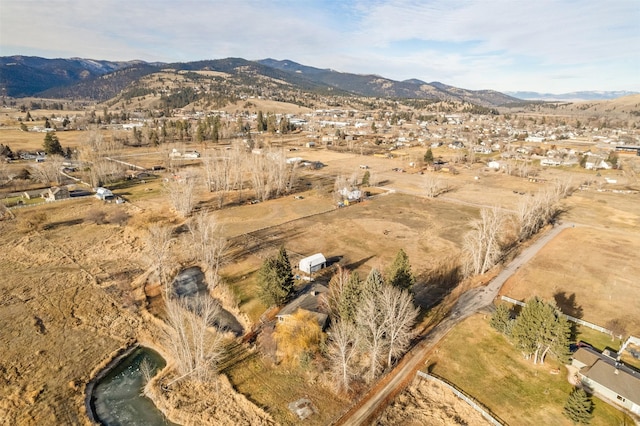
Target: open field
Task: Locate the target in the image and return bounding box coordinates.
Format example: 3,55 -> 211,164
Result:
1,121 -> 639,424
376,376 -> 492,425
0,199 -> 148,424
426,315 -> 634,426
500,189 -> 640,336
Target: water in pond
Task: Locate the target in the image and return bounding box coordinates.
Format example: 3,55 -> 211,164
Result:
92,347 -> 177,426
172,267 -> 244,336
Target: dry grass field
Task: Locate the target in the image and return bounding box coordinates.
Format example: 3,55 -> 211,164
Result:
500,188 -> 640,336
1,114 -> 639,424
376,376 -> 492,425
0,200 -> 148,424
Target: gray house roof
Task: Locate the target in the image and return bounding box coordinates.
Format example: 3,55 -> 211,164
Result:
574,347 -> 640,405
276,283 -> 329,328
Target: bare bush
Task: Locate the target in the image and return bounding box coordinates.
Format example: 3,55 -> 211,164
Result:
85,208 -> 108,225
109,209 -> 130,226
19,211 -> 48,232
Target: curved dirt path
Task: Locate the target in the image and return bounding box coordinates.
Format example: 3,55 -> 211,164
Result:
335,222 -> 573,425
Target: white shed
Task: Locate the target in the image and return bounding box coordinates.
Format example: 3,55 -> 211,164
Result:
299,253 -> 327,274
95,187 -> 115,201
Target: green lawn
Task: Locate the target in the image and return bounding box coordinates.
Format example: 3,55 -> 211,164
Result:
1,195 -> 45,207
426,315 -> 633,426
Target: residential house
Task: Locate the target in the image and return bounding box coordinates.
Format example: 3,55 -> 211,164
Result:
43,186 -> 70,202
572,347 -> 640,415
276,283 -> 329,329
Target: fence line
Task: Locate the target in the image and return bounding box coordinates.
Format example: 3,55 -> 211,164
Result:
500,296 -> 614,335
7,194 -> 94,210
416,371 -> 507,426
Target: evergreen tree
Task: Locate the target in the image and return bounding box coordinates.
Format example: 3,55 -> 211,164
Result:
275,246 -> 294,297
386,249 -> 415,290
362,170 -> 370,186
361,268 -> 385,302
490,304 -> 512,335
340,272 -> 361,325
257,111 -> 266,132
424,148 -> 434,164
257,246 -> 294,307
257,258 -> 287,306
43,132 -> 64,155
563,388 -> 593,424
510,297 -> 571,364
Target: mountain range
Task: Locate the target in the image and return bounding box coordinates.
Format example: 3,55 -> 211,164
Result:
1,55 -> 632,107
504,90 -> 638,101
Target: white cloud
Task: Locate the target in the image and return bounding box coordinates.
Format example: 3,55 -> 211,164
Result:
1,0 -> 638,92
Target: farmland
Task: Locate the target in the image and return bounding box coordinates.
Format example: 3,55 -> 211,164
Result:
1,94 -> 639,425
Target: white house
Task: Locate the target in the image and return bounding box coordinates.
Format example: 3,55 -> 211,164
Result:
487,160 -> 501,170
585,159 -> 612,170
183,151 -> 201,159
338,187 -> 362,201
541,158 -> 562,166
299,253 -> 327,274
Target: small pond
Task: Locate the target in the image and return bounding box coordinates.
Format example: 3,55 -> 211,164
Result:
90,346 -> 177,426
172,266 -> 244,336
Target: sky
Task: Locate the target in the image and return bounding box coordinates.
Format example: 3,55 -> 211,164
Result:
1,0 -> 639,93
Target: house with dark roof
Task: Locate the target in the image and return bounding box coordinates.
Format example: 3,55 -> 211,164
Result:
42,186 -> 69,202
572,347 -> 640,415
276,283 -> 329,329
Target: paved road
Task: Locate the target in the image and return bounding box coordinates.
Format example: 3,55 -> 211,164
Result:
336,221 -> 574,426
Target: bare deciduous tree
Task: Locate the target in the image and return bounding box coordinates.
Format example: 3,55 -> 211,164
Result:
164,295 -> 224,384
78,129 -> 126,187
146,223 -> 174,288
516,184 -> 566,242
187,211 -> 227,290
380,285 -> 419,368
203,152 -> 233,208
249,149 -> 296,201
325,264 -> 351,320
164,171 -> 197,217
356,290 -> 388,383
423,174 -> 450,198
327,320 -> 359,393
463,207 -> 506,276
30,154 -> 65,185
